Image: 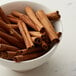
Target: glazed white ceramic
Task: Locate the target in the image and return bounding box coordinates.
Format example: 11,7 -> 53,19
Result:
0,1 -> 62,72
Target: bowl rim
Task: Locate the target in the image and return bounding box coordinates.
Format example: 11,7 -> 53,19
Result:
0,1 -> 63,63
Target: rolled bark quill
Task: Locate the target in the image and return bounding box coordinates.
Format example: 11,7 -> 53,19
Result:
0,7 -> 10,23
0,20 -> 13,33
31,37 -> 42,45
12,11 -> 37,30
0,52 -> 8,59
17,47 -> 43,55
0,17 -> 5,22
36,10 -> 59,43
6,51 -> 17,59
7,14 -> 16,18
0,17 -> 2,20
47,11 -> 60,21
0,20 -> 10,33
0,20 -> 23,43
41,41 -> 49,51
0,37 -> 9,44
14,52 -> 43,62
18,21 -> 34,49
57,32 -> 62,38
29,31 -> 49,43
7,24 -> 18,29
7,22 -> 20,34
9,28 -> 24,43
7,14 -> 20,23
0,52 -> 1,57
29,31 -> 43,38
0,28 -> 6,32
0,44 -> 18,52
0,31 -> 24,48
25,6 -> 45,33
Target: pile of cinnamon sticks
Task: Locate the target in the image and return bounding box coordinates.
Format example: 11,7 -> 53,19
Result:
0,6 -> 62,62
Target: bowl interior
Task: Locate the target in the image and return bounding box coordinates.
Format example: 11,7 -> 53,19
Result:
0,1 -> 62,63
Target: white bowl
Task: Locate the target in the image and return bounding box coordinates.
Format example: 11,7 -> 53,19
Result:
0,1 -> 62,72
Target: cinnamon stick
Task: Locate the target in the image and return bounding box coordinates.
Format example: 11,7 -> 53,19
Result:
18,21 -> 34,48
47,11 -> 60,21
6,51 -> 17,59
0,44 -> 18,52
31,37 -> 42,45
25,6 -> 45,33
12,11 -> 37,30
0,17 -> 5,23
0,37 -> 9,44
41,41 -> 49,51
7,24 -> 18,29
0,31 -> 24,48
57,32 -> 62,38
8,14 -> 20,23
0,20 -> 10,33
0,52 -> 1,57
9,28 -> 24,43
0,20 -> 23,42
29,31 -> 42,37
21,21 -> 34,47
0,7 -> 10,23
0,27 -> 6,32
14,52 -> 43,62
7,14 -> 16,18
29,31 -> 49,42
0,17 -> 3,21
0,52 -> 8,59
36,10 -> 59,43
17,47 -> 43,55
0,51 -> 17,60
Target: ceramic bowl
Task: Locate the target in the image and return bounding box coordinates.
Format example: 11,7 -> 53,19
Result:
0,1 -> 62,72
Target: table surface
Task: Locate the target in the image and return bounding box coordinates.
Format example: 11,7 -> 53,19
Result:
0,0 -> 76,76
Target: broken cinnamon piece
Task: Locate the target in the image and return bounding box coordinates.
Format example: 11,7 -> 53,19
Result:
17,47 -> 43,55
31,37 -> 42,45
0,44 -> 18,52
0,31 -> 24,48
25,6 -> 45,33
18,21 -> 34,48
14,52 -> 44,62
6,51 -> 17,59
36,10 -> 59,43
0,7 -> 10,23
0,37 -> 9,44
12,11 -> 37,30
47,11 -> 60,21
